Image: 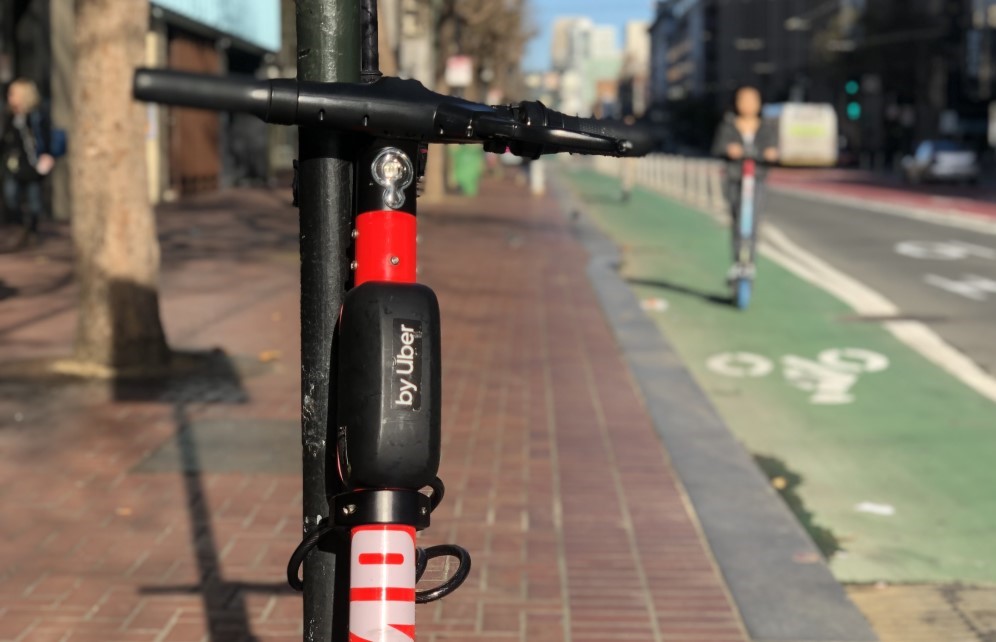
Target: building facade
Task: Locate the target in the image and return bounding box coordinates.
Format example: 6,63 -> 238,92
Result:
649,0 -> 837,109
649,0 -> 988,154
0,0 -> 282,219
619,20 -> 651,118
549,17 -> 622,115
146,0 -> 281,200
649,0 -> 713,103
648,1 -> 672,106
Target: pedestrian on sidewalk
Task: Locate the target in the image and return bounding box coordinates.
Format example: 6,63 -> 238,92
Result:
2,78 -> 55,250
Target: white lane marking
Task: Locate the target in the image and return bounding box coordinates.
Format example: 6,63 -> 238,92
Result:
770,185 -> 996,236
895,240 -> 996,260
855,502 -> 896,516
924,274 -> 996,301
760,225 -> 996,404
763,226 -> 898,315
706,352 -> 774,378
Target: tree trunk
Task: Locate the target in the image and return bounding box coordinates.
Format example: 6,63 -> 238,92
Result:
71,0 -> 169,370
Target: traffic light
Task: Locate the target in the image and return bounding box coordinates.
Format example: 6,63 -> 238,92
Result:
845,78 -> 861,120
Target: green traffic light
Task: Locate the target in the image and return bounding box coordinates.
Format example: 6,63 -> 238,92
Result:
845,80 -> 860,95
847,102 -> 862,120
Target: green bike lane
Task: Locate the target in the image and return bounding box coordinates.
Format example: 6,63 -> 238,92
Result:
562,168 -> 996,585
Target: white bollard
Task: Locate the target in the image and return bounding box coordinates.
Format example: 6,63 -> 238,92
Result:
712,162 -> 727,213
693,159 -> 701,206
671,155 -> 680,197
682,157 -> 690,204
693,159 -> 703,207
530,158 -> 545,196
662,156 -> 670,195
697,160 -> 709,209
668,156 -> 678,197
688,158 -> 702,205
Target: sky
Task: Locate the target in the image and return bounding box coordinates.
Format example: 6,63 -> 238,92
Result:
523,0 -> 656,72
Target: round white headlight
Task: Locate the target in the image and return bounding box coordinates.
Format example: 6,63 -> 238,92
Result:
372,148 -> 415,209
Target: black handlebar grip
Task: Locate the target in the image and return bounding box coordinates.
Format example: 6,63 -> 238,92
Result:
531,105 -> 656,156
572,116 -> 657,157
133,68 -> 272,119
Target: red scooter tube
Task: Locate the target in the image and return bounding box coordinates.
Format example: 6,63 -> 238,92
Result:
354,211 -> 417,285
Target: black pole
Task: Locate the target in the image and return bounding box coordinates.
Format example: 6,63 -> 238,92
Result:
360,0 -> 381,82
295,0 -> 360,640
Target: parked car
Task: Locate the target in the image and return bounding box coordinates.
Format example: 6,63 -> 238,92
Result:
902,140 -> 979,184
837,135 -> 859,167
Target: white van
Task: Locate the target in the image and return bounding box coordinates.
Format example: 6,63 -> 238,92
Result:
763,103 -> 839,167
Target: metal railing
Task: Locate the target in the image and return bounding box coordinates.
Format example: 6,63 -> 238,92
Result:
586,154 -> 729,216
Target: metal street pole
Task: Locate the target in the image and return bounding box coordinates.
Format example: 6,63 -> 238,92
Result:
295,0 -> 360,640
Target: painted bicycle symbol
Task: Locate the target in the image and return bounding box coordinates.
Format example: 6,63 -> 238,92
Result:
706,348 -> 889,405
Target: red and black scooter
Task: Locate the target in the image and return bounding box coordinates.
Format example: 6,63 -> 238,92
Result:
133,6 -> 653,639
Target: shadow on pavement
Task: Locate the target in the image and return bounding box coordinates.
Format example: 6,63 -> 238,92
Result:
0,349 -> 292,640
118,351 -> 291,642
0,279 -> 17,300
0,189 -> 298,309
589,194 -> 631,206
754,454 -> 842,559
626,276 -> 734,307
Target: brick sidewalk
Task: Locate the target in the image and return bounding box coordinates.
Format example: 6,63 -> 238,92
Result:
0,181 -> 747,641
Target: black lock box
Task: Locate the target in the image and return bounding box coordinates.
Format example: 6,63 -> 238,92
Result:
336,282 -> 441,490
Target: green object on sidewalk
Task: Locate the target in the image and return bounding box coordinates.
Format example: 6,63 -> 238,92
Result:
562,168 -> 996,585
450,145 -> 485,196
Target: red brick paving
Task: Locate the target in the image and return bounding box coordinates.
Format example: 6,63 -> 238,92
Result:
769,167 -> 996,220
0,181 -> 747,641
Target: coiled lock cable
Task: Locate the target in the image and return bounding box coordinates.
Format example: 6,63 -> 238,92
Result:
287,478 -> 471,603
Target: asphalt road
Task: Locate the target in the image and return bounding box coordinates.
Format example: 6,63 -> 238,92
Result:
764,189 -> 996,377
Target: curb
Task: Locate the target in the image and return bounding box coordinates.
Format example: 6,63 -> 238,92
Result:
553,177 -> 879,642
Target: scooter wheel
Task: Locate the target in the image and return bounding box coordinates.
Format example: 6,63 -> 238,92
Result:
735,278 -> 752,310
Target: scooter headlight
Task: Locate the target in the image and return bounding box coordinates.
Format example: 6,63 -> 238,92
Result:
371,148 -> 415,210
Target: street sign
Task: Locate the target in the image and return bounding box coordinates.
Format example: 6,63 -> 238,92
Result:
445,55 -> 473,88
